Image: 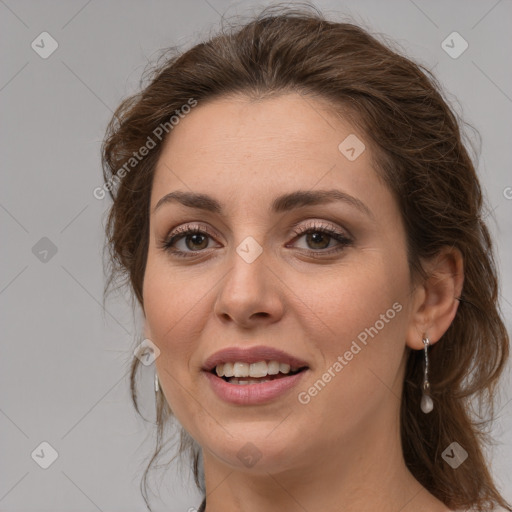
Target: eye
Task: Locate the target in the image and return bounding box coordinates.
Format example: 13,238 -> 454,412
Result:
159,224 -> 220,258
288,221 -> 353,255
159,221 -> 353,258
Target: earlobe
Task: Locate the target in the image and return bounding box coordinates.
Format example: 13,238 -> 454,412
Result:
406,246 -> 464,350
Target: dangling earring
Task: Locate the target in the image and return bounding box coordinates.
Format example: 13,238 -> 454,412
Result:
420,337 -> 434,414
154,370 -> 160,394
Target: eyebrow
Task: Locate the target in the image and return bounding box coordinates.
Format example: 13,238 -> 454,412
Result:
153,189 -> 374,219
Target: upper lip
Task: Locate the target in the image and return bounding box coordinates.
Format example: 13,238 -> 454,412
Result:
202,345 -> 310,372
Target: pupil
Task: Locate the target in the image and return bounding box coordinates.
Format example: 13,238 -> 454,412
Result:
308,232 -> 329,249
187,234 -> 208,250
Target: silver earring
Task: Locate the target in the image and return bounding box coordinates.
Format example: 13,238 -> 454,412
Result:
420,337 -> 433,414
154,371 -> 160,394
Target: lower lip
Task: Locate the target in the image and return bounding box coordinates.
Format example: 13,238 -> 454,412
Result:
203,370 -> 308,405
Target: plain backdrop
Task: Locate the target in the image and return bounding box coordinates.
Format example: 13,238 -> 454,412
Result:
1,1 -> 511,511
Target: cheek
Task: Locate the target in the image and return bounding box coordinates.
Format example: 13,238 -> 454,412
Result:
142,263 -> 202,377
297,253 -> 409,403
142,256 -> 226,415
143,275 -> 201,426
300,253 -> 408,342
143,251 -> 207,336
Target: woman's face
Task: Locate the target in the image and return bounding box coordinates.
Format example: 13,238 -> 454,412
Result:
143,93 -> 421,473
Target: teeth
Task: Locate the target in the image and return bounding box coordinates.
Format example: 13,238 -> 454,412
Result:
279,363 -> 291,374
228,378 -> 272,385
223,362 -> 234,377
267,361 -> 280,375
249,361 -> 268,378
215,364 -> 224,377
233,362 -> 249,378
214,360 -> 299,378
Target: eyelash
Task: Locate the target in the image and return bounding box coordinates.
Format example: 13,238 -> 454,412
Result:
159,221 -> 353,259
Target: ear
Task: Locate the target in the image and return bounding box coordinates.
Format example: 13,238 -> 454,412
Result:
406,246 -> 464,350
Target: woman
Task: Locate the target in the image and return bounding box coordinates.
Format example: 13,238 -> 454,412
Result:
101,4 -> 511,511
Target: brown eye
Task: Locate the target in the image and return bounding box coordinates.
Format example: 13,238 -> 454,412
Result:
160,225 -> 220,257
290,222 -> 353,255
303,231 -> 332,250
183,233 -> 209,251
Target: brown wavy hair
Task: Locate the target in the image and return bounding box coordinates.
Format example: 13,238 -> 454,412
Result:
100,3 -> 511,511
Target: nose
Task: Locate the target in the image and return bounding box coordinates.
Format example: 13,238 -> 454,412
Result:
213,242 -> 285,329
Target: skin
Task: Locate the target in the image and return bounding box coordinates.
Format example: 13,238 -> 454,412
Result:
143,93 -> 464,512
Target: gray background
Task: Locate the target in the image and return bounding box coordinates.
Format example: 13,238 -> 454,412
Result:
1,0 -> 511,511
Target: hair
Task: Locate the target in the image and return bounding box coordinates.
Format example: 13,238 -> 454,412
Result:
100,3 -> 511,511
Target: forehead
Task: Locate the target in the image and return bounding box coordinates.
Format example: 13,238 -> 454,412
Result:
158,93 -> 353,166
150,93 -> 390,217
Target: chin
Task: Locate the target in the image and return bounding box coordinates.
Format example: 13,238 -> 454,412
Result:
201,427 -> 305,473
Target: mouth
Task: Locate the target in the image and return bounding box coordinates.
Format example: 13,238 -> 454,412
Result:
208,361 -> 309,385
203,361 -> 309,405
202,346 -> 310,404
